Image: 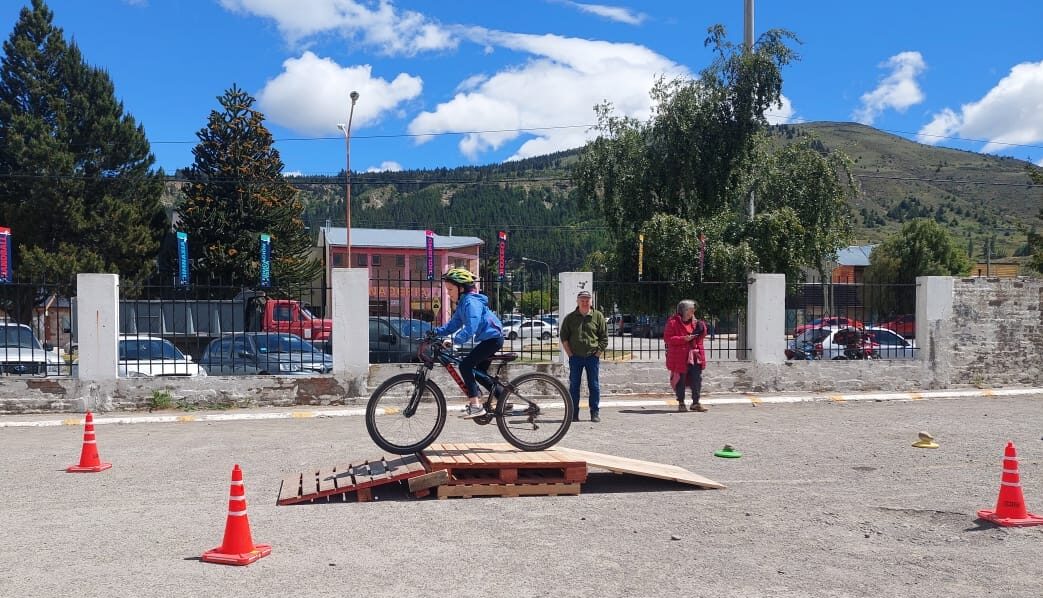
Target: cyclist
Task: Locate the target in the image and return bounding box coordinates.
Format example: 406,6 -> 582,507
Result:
433,267 -> 504,418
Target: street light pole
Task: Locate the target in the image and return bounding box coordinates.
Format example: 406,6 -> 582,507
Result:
336,90 -> 360,267
521,257 -> 551,282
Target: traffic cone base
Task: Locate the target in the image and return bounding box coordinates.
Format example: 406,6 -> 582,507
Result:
67,412 -> 111,473
67,462 -> 112,473
201,543 -> 272,566
976,508 -> 1043,527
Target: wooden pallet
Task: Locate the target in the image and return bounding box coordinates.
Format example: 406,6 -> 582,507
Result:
277,454 -> 427,505
436,482 -> 581,499
421,442 -> 588,485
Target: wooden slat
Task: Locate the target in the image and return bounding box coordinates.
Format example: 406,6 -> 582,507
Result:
317,467 -> 339,494
436,482 -> 581,499
277,473 -> 303,504
551,447 -> 725,489
408,470 -> 450,493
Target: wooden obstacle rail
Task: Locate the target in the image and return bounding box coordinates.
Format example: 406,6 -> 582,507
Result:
277,454 -> 427,505
420,443 -> 587,500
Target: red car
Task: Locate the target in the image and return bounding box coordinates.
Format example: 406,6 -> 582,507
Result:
879,314 -> 915,338
793,316 -> 864,337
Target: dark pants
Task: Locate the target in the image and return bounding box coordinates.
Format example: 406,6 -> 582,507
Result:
674,363 -> 703,404
460,337 -> 503,398
568,354 -> 601,413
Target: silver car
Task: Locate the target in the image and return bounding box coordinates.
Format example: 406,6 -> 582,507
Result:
787,326 -> 917,360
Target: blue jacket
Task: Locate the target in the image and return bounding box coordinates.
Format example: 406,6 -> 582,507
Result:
434,291 -> 503,345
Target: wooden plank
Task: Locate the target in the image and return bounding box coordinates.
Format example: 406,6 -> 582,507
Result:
317,467 -> 339,494
436,482 -> 581,499
408,470 -> 450,493
277,473 -> 303,504
551,447 -> 725,489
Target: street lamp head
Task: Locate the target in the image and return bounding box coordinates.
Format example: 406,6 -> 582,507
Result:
350,90 -> 360,104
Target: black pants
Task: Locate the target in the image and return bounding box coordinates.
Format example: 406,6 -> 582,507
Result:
674,363 -> 703,404
460,337 -> 504,398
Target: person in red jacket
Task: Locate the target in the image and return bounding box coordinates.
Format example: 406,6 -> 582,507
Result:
663,299 -> 708,412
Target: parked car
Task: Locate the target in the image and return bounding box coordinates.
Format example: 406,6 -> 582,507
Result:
369,316 -> 432,363
199,332 -> 332,375
607,314 -> 635,336
502,319 -> 558,341
786,326 -> 916,360
632,315 -> 668,338
878,314 -> 915,338
0,322 -> 60,376
793,316 -> 865,337
118,335 -> 204,377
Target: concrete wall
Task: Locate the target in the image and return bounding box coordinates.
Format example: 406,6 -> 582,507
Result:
3,276 -> 1041,414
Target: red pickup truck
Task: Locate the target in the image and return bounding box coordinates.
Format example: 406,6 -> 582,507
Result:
255,298 -> 332,344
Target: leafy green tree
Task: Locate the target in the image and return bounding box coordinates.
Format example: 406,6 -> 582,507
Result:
0,0 -> 167,308
517,289 -> 550,316
178,85 -> 320,292
864,219 -> 972,285
1027,166 -> 1043,273
573,25 -> 853,312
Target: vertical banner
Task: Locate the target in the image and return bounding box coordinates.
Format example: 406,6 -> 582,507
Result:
0,226 -> 11,284
175,231 -> 190,288
497,230 -> 507,281
698,233 -> 707,282
637,233 -> 644,281
259,233 -> 272,289
425,230 -> 435,280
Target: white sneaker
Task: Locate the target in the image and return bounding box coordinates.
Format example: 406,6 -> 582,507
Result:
461,404 -> 487,418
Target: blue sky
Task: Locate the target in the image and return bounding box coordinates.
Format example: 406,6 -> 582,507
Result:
3,0 -> 1042,176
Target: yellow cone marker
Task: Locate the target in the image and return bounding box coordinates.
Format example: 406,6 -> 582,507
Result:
912,431 -> 939,449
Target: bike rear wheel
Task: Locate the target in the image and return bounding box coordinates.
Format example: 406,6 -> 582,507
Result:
366,373 -> 447,454
496,373 -> 573,451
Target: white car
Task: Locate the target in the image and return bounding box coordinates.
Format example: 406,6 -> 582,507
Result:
502,319 -> 558,341
118,335 -> 205,377
0,322 -> 60,376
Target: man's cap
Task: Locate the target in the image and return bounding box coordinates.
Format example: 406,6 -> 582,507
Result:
577,290 -> 592,298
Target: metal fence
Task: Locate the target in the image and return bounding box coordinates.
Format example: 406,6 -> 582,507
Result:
785,282 -> 919,360
0,278 -> 76,377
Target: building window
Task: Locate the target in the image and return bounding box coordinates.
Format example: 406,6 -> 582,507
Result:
357,253 -> 368,267
332,253 -> 345,267
395,255 -> 405,267
372,254 -> 382,266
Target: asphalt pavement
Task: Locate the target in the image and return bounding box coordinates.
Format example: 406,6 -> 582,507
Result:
2,389 -> 1043,597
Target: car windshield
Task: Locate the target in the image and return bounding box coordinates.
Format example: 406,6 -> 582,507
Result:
0,325 -> 42,349
120,339 -> 185,360
795,329 -> 832,344
255,334 -> 318,354
391,319 -> 433,338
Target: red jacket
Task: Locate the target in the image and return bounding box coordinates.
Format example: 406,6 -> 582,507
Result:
664,314 -> 707,373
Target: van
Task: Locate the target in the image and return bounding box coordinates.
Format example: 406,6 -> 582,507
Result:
607,314 -> 635,336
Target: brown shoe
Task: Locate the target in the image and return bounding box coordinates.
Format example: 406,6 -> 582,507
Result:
676,402 -> 687,412
690,404 -> 708,412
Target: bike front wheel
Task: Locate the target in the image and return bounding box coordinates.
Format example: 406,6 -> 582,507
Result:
366,373 -> 447,454
496,373 -> 573,451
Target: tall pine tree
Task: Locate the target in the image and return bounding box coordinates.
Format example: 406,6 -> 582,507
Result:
0,0 -> 167,300
179,85 -> 320,291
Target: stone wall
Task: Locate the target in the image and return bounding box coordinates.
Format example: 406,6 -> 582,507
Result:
3,277 -> 1040,414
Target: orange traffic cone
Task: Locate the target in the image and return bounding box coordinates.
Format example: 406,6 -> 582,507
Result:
66,412 -> 112,473
202,464 -> 272,565
977,441 -> 1043,527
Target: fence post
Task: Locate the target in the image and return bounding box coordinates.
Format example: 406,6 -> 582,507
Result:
748,273 -> 786,363
558,272 -> 593,364
916,276 -> 953,372
332,268 -> 369,386
76,273 -> 119,382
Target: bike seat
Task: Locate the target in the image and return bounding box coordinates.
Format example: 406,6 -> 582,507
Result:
490,352 -> 519,362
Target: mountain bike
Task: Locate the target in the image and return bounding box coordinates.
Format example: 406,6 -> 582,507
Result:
365,332 -> 573,454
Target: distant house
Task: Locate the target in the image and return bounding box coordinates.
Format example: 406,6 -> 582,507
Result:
802,244 -> 877,284
319,227 -> 485,320
972,261 -> 1019,278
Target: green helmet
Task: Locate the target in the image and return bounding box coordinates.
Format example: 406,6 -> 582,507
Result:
442,267 -> 477,286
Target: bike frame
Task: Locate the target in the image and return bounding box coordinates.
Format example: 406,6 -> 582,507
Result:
406,339 -> 515,417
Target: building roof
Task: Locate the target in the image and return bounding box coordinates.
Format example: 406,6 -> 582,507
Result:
835,245 -> 876,267
321,227 -> 484,250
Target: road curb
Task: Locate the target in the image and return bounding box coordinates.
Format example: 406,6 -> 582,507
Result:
1,387 -> 1040,428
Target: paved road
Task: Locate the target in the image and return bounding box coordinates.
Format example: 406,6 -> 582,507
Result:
3,394 -> 1043,597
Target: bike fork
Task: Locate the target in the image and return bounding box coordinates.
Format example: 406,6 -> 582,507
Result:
404,367 -> 429,417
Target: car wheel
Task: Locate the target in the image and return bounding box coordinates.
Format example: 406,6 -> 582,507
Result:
508,331 -> 518,340
541,332 -> 551,340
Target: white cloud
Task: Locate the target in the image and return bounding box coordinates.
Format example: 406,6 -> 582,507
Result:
852,51 -> 926,125
564,2 -> 647,25
256,51 -> 422,135
218,0 -> 457,55
408,30 -> 689,160
765,95 -> 796,125
917,61 -> 1043,154
366,161 -> 403,172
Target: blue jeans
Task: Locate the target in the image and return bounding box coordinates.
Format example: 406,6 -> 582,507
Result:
568,354 -> 601,413
460,337 -> 503,398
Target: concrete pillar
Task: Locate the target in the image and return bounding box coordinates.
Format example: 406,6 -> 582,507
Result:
332,268 -> 369,381
916,275 -> 954,364
76,273 -> 119,381
557,272 -> 593,364
748,273 -> 786,363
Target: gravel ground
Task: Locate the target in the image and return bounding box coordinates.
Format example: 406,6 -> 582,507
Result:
2,395 -> 1042,598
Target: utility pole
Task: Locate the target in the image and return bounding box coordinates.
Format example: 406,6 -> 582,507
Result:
745,0 -> 755,222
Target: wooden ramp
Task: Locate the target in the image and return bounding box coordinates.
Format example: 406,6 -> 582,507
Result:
551,447 -> 726,489
277,454 -> 427,505
421,442 -> 587,500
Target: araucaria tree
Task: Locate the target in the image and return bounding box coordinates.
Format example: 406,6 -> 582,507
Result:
573,26 -> 854,310
179,85 -> 321,291
0,0 -> 168,291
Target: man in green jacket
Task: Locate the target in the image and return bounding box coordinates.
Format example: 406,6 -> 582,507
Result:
559,289 -> 609,422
